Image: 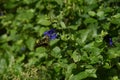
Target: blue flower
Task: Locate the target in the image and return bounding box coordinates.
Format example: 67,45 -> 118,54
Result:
104,34 -> 114,47
44,29 -> 57,40
109,38 -> 113,46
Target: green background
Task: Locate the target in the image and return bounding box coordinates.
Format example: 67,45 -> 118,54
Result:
0,0 -> 120,80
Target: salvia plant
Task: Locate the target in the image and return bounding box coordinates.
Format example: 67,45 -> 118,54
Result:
0,0 -> 120,80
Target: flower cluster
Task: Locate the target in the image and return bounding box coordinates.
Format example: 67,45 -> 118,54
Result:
44,29 -> 57,40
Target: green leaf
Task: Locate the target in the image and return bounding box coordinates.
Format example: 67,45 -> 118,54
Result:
108,48 -> 120,59
0,34 -> 8,43
35,47 -> 48,59
96,11 -> 105,20
80,29 -> 90,44
71,50 -> 81,62
16,9 -> 34,21
84,17 -> 97,25
113,13 -> 120,18
23,23 -> 33,30
1,14 -> 13,26
37,15 -> 51,26
60,21 -> 66,29
34,27 -> 48,36
28,57 -> 38,66
16,54 -> 25,63
111,18 -> 120,25
83,42 -> 94,49
88,11 -> 96,16
85,24 -> 98,40
51,46 -> 62,58
38,19 -> 51,26
50,39 -> 60,46
52,46 -> 61,54
53,63 -> 61,73
26,37 -> 35,51
69,25 -> 79,30
65,63 -> 76,80
36,47 -> 47,53
70,69 -> 97,80
28,48 -> 47,65
103,63 -> 111,69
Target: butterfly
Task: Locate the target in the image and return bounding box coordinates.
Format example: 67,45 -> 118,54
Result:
34,29 -> 57,49
34,35 -> 50,49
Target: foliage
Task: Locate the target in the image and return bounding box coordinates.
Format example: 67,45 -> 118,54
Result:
0,0 -> 120,80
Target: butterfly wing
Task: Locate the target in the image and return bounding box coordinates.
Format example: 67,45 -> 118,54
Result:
34,36 -> 49,49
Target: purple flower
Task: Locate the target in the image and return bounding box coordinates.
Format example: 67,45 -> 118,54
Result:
104,34 -> 114,47
44,29 -> 57,40
109,38 -> 113,46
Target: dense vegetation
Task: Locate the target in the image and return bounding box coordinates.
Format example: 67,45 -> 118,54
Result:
0,0 -> 120,80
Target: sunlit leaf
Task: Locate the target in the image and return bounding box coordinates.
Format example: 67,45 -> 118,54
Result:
60,21 -> 66,29
70,69 -> 97,80
71,50 -> 81,62
26,37 -> 35,51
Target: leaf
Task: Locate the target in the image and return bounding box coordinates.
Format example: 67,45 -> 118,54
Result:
28,57 -> 38,66
50,39 -> 60,46
39,27 -> 48,36
113,13 -> 120,18
26,37 -> 35,51
96,11 -> 104,18
16,9 -> 35,21
80,29 -> 90,44
35,47 -> 48,59
84,17 -> 97,25
36,47 -> 46,53
37,15 -> 51,26
111,18 -> 120,25
16,54 -> 25,63
87,24 -> 98,38
88,11 -> 96,16
52,46 -> 61,54
1,14 -> 13,26
23,23 -> 33,30
71,50 -> 81,62
83,42 -> 94,49
103,63 -> 111,69
60,21 -> 66,29
108,48 -> 120,59
69,25 -> 79,30
65,63 -> 76,80
38,19 -> 51,26
70,69 -> 97,80
51,46 -> 62,58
